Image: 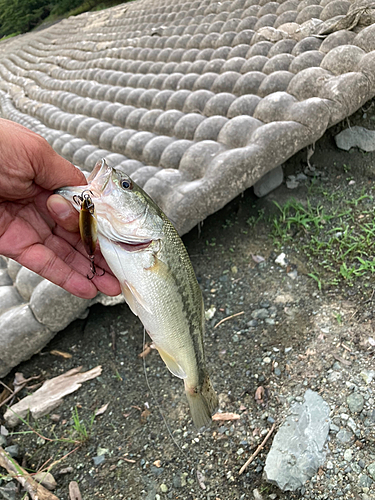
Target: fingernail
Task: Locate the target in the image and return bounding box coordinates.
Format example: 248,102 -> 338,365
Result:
48,196 -> 74,219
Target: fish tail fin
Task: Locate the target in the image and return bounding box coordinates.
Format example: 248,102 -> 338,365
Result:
185,374 -> 218,430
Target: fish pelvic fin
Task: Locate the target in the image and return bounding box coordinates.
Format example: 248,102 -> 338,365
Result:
185,374 -> 218,430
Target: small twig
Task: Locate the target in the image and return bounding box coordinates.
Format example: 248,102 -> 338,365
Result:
239,423 -> 276,475
214,311 -> 244,329
0,374 -> 40,410
0,446 -> 59,500
0,380 -> 13,393
110,325 -> 117,357
138,343 -> 152,358
0,384 -> 26,409
349,309 -> 358,321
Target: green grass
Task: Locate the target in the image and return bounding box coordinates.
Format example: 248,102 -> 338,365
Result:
71,406 -> 96,443
248,192 -> 375,290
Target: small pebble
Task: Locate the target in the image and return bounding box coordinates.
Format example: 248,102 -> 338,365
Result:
92,455 -> 105,466
4,445 -> 19,458
347,393 -> 364,413
367,462 -> 375,480
251,308 -> 269,320
358,474 -> 373,488
360,370 -> 374,384
336,429 -> 353,443
160,483 -> 168,493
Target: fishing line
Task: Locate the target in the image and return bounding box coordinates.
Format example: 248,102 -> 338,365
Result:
109,241 -> 181,451
141,328 -> 187,456
141,331 -> 213,491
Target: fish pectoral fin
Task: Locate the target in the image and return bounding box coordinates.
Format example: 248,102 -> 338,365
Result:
121,281 -> 152,316
156,346 -> 186,379
121,282 -> 138,316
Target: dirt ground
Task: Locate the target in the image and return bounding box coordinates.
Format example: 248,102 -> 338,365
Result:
1,105 -> 375,500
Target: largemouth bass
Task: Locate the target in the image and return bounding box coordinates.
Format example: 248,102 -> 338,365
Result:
58,159 -> 218,428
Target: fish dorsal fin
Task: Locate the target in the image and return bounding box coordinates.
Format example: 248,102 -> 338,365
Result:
121,281 -> 152,315
156,345 -> 187,379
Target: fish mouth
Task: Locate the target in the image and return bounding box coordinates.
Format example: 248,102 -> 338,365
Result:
114,240 -> 153,252
88,158 -> 113,196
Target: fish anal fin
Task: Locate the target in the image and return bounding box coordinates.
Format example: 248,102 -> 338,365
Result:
156,346 -> 186,379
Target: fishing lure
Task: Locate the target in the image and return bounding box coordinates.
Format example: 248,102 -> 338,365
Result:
73,190 -> 104,279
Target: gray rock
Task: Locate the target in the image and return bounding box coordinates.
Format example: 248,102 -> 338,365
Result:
253,165 -> 283,197
172,474 -> 182,488
335,125 -> 375,152
0,483 -> 16,500
251,308 -> 269,320
92,455 -> 106,466
360,370 -> 375,384
4,445 -> 19,458
264,389 -> 330,491
30,280 -> 89,332
358,474 -> 373,488
15,266 -> 44,301
368,462 -> 375,480
0,435 -> 7,447
336,429 -> 354,443
91,292 -> 125,307
0,269 -> 12,286
6,259 -> 21,281
327,371 -> 341,383
347,392 -> 364,413
253,489 -> 264,500
0,304 -> 54,378
0,286 -> 24,316
329,423 -> 340,433
0,256 -> 7,268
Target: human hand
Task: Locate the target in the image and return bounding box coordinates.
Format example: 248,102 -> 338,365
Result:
0,118 -> 121,299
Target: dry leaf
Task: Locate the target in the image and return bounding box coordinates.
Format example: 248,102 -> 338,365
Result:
138,343 -> 152,358
212,412 -> 240,421
141,408 -> 151,423
50,350 -> 72,359
95,403 -> 109,416
4,366 -> 102,427
255,386 -> 265,405
251,254 -> 265,263
196,470 -> 206,490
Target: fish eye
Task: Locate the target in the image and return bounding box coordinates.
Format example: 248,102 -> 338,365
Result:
121,178 -> 133,190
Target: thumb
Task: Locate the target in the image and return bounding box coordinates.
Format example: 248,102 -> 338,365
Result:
47,194 -> 79,232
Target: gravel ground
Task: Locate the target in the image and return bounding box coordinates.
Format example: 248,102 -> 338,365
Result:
0,108 -> 375,499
